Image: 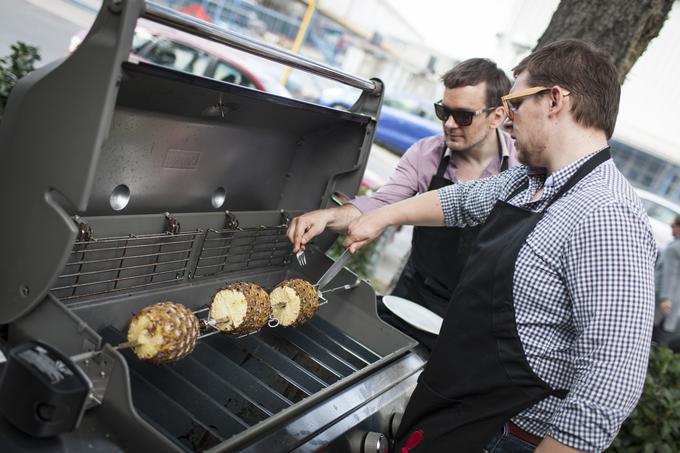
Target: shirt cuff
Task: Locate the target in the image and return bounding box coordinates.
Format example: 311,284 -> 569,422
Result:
546,399 -> 622,452
438,186 -> 457,227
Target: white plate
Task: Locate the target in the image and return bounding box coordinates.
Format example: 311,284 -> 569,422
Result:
382,295 -> 444,335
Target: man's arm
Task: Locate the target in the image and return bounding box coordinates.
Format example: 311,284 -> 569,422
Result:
343,167 -> 525,253
287,204 -> 361,253
550,203 -> 656,451
344,191 -> 443,253
287,139 -> 429,252
350,138 -> 430,212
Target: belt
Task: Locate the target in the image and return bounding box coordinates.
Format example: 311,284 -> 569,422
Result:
508,422 -> 542,447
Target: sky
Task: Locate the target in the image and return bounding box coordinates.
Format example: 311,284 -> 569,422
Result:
385,0 -> 555,61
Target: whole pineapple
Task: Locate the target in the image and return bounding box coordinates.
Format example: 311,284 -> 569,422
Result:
269,278 -> 319,327
127,302 -> 199,364
210,282 -> 271,335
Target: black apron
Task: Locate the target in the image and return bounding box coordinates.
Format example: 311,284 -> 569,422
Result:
394,149 -> 611,452
384,146 -> 508,350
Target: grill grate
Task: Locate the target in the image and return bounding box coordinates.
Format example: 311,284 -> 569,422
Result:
52,231 -> 201,301
52,223 -> 294,302
100,314 -> 383,451
194,225 -> 291,277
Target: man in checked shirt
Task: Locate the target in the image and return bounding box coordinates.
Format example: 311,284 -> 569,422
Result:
343,39 -> 656,453
288,59 -> 517,351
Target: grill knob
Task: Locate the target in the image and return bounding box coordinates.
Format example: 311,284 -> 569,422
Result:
389,412 -> 404,438
363,431 -> 387,453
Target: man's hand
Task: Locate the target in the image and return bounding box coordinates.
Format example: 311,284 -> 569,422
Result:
287,205 -> 362,252
343,208 -> 391,253
660,298 -> 672,316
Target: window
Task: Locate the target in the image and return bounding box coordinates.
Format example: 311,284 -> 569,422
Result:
145,40 -> 211,76
132,29 -> 154,54
213,61 -> 256,88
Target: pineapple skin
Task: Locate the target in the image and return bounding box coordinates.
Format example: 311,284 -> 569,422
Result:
127,302 -> 199,364
272,278 -> 319,327
212,282 -> 271,335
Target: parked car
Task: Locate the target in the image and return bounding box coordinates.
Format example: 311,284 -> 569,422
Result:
69,18 -> 291,97
636,188 -> 680,251
318,88 -> 441,155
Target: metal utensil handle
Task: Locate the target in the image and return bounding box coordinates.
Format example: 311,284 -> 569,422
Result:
316,249 -> 352,292
143,1 -> 379,93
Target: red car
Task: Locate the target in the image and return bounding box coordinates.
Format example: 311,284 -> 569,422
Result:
69,18 -> 291,97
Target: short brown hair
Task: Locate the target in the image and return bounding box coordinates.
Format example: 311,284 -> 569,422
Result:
512,39 -> 620,138
442,58 -> 510,109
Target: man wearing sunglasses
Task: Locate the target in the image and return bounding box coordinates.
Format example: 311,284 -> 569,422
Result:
287,58 -> 516,350
342,39 -> 656,453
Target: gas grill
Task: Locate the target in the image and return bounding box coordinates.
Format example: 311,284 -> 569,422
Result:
0,0 -> 426,451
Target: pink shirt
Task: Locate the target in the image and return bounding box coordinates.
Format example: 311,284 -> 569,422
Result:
351,129 -> 519,213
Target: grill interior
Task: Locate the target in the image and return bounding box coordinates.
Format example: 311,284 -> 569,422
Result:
101,315 -> 383,451
52,211 -> 414,451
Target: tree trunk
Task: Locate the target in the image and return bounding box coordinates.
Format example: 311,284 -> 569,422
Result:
535,0 -> 675,83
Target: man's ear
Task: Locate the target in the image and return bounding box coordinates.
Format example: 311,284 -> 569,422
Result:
490,106 -> 506,128
549,86 -> 568,114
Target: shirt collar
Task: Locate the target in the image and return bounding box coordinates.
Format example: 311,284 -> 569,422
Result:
544,148 -> 607,189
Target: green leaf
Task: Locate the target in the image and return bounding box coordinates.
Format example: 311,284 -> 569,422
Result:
0,41 -> 41,115
608,346 -> 680,452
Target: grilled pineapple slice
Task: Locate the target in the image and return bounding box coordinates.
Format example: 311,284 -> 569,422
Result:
210,282 -> 270,335
270,278 -> 319,327
127,302 -> 199,364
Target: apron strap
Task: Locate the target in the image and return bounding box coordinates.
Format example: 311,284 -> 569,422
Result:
435,145 -> 450,179
503,148 -> 610,206
501,155 -> 509,172
545,148 -> 611,208
505,179 -> 529,202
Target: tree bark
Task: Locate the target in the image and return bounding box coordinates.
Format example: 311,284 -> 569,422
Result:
535,0 -> 675,83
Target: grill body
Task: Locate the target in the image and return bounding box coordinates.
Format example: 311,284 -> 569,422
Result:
0,1 -> 426,451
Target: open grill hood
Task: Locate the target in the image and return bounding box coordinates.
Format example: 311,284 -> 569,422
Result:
0,1 -> 426,451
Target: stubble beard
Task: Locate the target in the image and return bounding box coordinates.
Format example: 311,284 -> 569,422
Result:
445,127 -> 491,154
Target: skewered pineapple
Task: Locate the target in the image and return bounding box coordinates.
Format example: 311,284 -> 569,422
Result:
269,278 -> 319,327
127,302 -> 199,364
210,282 -> 271,335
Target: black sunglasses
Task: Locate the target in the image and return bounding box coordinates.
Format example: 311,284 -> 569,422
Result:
434,101 -> 496,126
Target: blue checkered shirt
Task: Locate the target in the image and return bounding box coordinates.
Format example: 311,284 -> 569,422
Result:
438,152 -> 656,452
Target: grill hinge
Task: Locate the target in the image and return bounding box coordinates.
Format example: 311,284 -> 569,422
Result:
224,211 -> 239,230
280,209 -> 291,227
73,216 -> 95,242
164,212 -> 181,234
